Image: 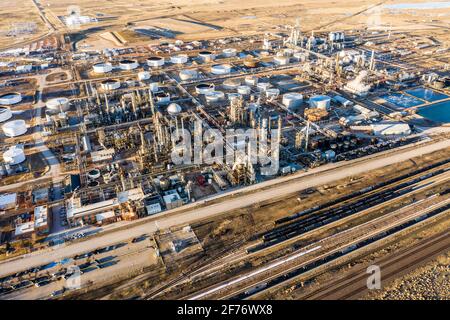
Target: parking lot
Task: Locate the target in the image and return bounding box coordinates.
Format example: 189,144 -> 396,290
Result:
0,234 -> 158,300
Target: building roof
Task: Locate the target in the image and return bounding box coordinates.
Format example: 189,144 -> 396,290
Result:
95,211 -> 116,222
34,205 -> 48,228
15,221 -> 34,236
0,193 -> 17,209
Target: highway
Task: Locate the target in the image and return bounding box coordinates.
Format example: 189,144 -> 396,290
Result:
0,138 -> 449,277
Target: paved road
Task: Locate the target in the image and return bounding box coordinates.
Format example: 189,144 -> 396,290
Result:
0,138 -> 449,277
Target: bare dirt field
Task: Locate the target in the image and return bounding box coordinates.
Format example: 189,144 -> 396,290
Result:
3,1 -> 449,50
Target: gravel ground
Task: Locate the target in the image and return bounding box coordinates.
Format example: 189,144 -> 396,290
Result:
365,251 -> 450,300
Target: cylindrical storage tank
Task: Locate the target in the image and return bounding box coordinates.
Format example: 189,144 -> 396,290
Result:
237,85 -> 251,95
205,91 -> 225,102
155,92 -> 170,104
211,64 -> 231,75
243,58 -> 259,68
283,48 -> 294,57
274,56 -> 290,65
0,107 -> 13,122
282,93 -> 303,110
227,93 -> 241,101
46,97 -> 70,112
222,78 -> 241,90
266,88 -> 280,99
170,54 -> 188,64
195,83 -> 215,94
222,48 -> 237,58
87,168 -> 101,180
167,103 -> 182,116
198,51 -> 215,62
92,62 -> 112,74
119,59 -> 139,70
179,69 -> 198,81
309,95 -> 331,110
257,82 -> 271,92
0,92 -> 22,105
2,120 -> 27,137
100,79 -> 120,91
245,76 -> 258,86
147,56 -> 165,67
149,82 -> 159,92
3,145 -> 25,165
138,71 -> 151,81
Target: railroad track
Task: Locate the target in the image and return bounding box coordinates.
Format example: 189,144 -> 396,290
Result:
186,196 -> 449,300
300,229 -> 450,300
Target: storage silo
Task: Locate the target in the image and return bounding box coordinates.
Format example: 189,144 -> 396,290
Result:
0,107 -> 12,122
309,95 -> 331,110
147,56 -> 165,67
46,97 -> 70,112
3,145 -> 25,165
92,62 -> 112,74
0,92 -> 22,105
2,120 -> 27,137
282,93 -> 303,110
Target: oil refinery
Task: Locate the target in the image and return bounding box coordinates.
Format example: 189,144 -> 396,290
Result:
0,0 -> 449,305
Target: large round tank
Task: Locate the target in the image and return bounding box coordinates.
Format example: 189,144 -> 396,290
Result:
309,95 -> 331,110
167,103 -> 182,115
170,54 -> 188,64
87,168 -> 101,180
155,92 -> 170,104
100,79 -> 120,91
282,93 -> 303,110
274,56 -> 290,65
266,88 -> 280,99
3,145 -> 25,165
237,85 -> 251,95
195,83 -> 215,95
198,51 -> 215,62
205,91 -> 225,102
211,64 -> 231,75
119,59 -> 139,70
149,82 -> 159,92
93,62 -> 112,74
2,120 -> 27,137
222,48 -> 237,58
147,56 -> 165,67
245,76 -> 258,86
257,82 -> 271,92
222,78 -> 241,90
0,92 -> 22,105
0,107 -> 12,122
179,69 -> 198,81
138,71 -> 150,81
46,97 -> 70,112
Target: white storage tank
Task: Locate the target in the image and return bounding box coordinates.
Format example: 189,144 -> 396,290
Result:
282,93 -> 303,110
179,69 -> 198,81
100,79 -> 120,91
266,88 -> 280,99
0,107 -> 12,122
119,59 -> 139,70
222,78 -> 241,90
46,97 -> 70,112
211,64 -> 231,75
237,85 -> 251,95
3,145 -> 25,165
245,76 -> 258,86
170,54 -> 188,64
87,168 -> 101,180
147,56 -> 165,67
198,51 -> 215,62
222,48 -> 237,58
93,62 -> 112,74
195,83 -> 215,95
205,91 -> 225,102
138,71 -> 151,81
0,92 -> 22,105
274,56 -> 290,65
2,120 -> 27,137
257,82 -> 271,92
167,103 -> 182,116
155,92 -> 170,104
309,95 -> 331,110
